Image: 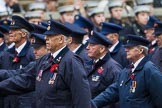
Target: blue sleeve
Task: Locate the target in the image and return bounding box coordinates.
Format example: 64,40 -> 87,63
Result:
145,62 -> 162,107
0,62 -> 36,96
93,82 -> 119,107
0,62 -> 36,81
69,57 -> 91,108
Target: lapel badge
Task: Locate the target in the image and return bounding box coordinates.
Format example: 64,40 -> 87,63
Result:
57,57 -> 62,62
92,75 -> 100,82
120,80 -> 124,86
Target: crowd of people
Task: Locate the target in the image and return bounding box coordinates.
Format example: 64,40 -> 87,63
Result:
0,0 -> 162,108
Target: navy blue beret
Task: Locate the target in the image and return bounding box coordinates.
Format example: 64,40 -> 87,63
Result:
74,14 -> 94,31
124,34 -> 150,47
144,16 -> 159,29
44,20 -> 71,36
154,21 -> 162,36
10,15 -> 34,32
0,25 -> 10,33
40,21 -> 48,27
100,22 -> 123,35
31,33 -> 46,47
64,22 -> 87,37
88,31 -> 112,47
0,32 -> 4,38
32,24 -> 47,34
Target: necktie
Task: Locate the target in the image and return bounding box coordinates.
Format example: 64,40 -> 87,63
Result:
49,55 -> 53,62
129,64 -> 134,73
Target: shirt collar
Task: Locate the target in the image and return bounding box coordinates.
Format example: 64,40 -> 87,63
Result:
94,53 -> 106,63
8,43 -> 15,49
73,44 -> 82,53
15,41 -> 27,54
51,45 -> 66,58
109,41 -> 119,52
0,42 -> 4,46
132,56 -> 145,72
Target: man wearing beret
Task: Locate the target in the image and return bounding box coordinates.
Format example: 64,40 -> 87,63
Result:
100,22 -> 130,68
74,14 -> 94,46
30,33 -> 48,59
86,31 -> 122,108
0,20 -> 91,108
150,21 -> 162,72
144,16 -> 159,54
0,19 -> 15,50
64,22 -> 91,63
0,15 -> 35,108
92,35 -> 162,108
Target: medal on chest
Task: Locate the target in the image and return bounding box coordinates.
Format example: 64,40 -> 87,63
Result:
130,73 -> 137,93
36,70 -> 43,81
48,64 -> 59,85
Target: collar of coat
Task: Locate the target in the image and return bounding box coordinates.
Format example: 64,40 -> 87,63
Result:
87,53 -> 111,76
49,46 -> 69,64
75,44 -> 85,55
110,41 -> 122,54
127,55 -> 150,72
7,41 -> 31,57
0,42 -> 7,52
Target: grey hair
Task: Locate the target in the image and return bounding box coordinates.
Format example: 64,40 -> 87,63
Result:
20,28 -> 30,38
137,45 -> 148,55
63,35 -> 68,42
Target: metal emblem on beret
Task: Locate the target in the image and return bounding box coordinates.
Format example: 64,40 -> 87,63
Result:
11,20 -> 15,25
91,30 -> 93,35
3,20 -> 7,24
75,15 -> 79,20
47,25 -> 51,30
47,20 -> 51,30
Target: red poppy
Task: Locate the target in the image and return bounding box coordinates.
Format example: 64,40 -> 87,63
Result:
50,64 -> 59,72
98,67 -> 103,74
13,56 -> 19,63
130,73 -> 135,80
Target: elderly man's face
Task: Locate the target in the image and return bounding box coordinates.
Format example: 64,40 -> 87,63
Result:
125,46 -> 142,62
156,34 -> 162,48
86,43 -> 105,59
45,35 -> 64,53
144,28 -> 155,42
33,45 -> 48,59
9,29 -> 25,44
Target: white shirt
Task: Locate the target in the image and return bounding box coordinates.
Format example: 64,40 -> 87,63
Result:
8,43 -> 15,49
94,54 -> 106,63
52,45 -> 66,58
73,44 -> 82,53
132,56 -> 145,72
0,42 -> 4,46
15,41 -> 27,54
109,41 -> 119,52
